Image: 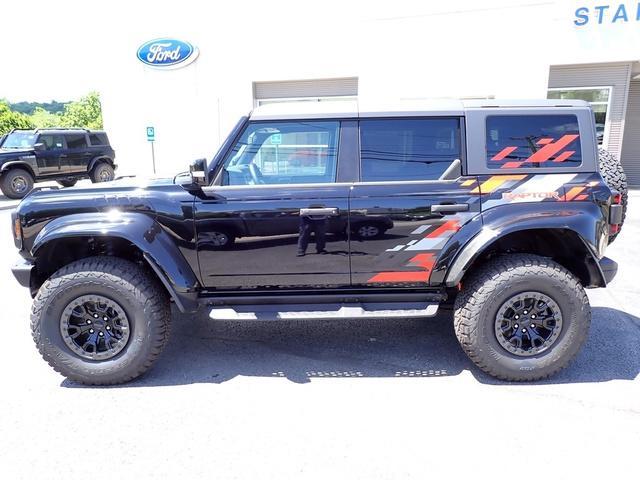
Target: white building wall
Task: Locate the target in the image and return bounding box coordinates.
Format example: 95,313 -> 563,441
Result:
97,0 -> 640,176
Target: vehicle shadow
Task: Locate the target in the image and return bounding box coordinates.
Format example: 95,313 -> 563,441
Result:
62,306 -> 640,388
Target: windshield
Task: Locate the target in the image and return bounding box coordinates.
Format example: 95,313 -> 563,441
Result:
2,132 -> 37,149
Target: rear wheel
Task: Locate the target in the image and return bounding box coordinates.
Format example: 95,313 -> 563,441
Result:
454,254 -> 590,381
0,168 -> 34,199
31,256 -> 171,385
598,147 -> 627,243
90,162 -> 115,183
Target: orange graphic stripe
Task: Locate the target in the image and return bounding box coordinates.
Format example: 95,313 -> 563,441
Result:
564,186 -> 585,202
575,194 -> 588,201
537,138 -> 554,145
471,175 -> 526,194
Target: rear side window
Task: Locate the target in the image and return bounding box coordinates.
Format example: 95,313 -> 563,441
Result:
486,115 -> 581,169
65,134 -> 88,149
359,118 -> 461,181
89,133 -> 108,145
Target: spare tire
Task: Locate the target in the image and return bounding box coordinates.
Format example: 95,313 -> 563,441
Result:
598,147 -> 628,243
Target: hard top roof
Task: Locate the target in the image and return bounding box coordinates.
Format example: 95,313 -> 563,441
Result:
250,98 -> 590,120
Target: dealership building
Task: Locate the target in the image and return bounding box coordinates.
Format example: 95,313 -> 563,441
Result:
100,1 -> 640,186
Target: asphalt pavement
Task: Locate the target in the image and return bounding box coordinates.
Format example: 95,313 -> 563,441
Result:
0,192 -> 638,479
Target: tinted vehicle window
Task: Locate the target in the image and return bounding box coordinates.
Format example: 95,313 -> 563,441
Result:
359,118 -> 461,181
66,134 -> 88,149
221,121 -> 339,185
89,133 -> 108,145
486,115 -> 582,169
39,134 -> 64,150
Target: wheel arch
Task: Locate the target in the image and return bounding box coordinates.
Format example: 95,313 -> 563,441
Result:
0,161 -> 36,178
443,203 -> 609,288
31,212 -> 200,312
88,156 -> 115,172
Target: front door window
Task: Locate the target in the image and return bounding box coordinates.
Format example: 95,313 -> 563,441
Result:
220,121 -> 339,186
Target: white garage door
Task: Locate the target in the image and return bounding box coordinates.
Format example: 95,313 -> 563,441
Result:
253,77 -> 358,106
621,81 -> 640,187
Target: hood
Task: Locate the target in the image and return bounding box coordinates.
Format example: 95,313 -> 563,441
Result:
0,147 -> 34,157
16,175 -> 189,217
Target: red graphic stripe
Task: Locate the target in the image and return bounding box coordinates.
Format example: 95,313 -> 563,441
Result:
537,138 -> 554,145
409,253 -> 436,270
526,134 -> 579,163
501,161 -> 524,169
553,150 -> 575,163
491,146 -> 517,161
367,271 -> 430,283
426,220 -> 460,238
575,194 -> 588,201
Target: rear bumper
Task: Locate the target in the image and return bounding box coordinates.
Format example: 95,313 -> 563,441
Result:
599,256 -> 618,284
11,258 -> 33,288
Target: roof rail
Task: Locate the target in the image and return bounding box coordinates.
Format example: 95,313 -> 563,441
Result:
36,127 -> 90,132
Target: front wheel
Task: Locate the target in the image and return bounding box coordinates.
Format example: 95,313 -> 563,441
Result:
90,162 -> 115,183
31,256 -> 171,385
0,168 -> 34,199
454,254 -> 590,381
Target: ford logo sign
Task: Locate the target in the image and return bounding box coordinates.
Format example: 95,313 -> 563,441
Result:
136,38 -> 199,68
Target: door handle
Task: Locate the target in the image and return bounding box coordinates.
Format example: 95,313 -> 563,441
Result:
300,207 -> 339,216
431,203 -> 469,214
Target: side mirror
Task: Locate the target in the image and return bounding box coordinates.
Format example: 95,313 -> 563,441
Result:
189,158 -> 208,186
34,142 -> 46,151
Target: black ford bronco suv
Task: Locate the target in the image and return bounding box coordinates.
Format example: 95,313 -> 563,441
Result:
0,128 -> 116,199
10,99 -> 627,385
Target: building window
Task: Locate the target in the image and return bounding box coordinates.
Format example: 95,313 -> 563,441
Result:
547,87 -> 612,147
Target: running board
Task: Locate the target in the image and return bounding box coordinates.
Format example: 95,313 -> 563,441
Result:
209,302 -> 439,321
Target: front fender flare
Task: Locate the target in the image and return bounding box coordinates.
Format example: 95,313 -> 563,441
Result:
0,160 -> 36,177
443,202 -> 609,287
32,212 -> 200,312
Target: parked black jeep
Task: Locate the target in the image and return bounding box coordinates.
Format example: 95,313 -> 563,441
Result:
10,100 -> 627,385
0,128 -> 116,199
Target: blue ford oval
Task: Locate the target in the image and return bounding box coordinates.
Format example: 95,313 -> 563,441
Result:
136,38 -> 198,68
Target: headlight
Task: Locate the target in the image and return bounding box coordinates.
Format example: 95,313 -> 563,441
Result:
11,211 -> 22,249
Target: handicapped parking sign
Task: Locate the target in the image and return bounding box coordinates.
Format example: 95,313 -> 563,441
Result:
146,126 -> 155,142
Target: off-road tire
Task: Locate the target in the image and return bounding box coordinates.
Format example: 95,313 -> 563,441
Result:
90,162 -> 115,183
31,256 -> 171,385
0,168 -> 34,199
598,147 -> 627,243
454,254 -> 590,381
57,179 -> 78,188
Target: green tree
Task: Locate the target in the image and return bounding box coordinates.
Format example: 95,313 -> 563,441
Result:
0,100 -> 34,135
30,106 -> 63,128
60,91 -> 103,129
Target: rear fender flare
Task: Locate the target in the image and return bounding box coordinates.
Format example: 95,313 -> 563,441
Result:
31,212 -> 200,312
87,156 -> 114,172
442,202 -> 609,287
